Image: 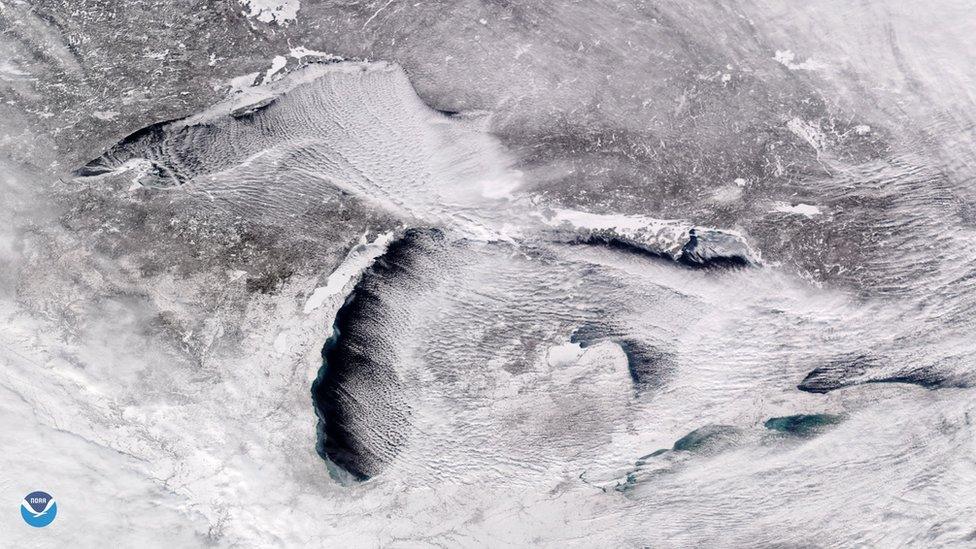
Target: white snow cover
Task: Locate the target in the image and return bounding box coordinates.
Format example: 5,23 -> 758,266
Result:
8,2 -> 976,540
787,117 -> 827,152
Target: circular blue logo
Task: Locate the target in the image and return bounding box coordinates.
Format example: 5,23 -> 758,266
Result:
21,491 -> 57,528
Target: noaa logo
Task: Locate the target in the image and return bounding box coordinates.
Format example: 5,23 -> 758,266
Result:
21,491 -> 57,528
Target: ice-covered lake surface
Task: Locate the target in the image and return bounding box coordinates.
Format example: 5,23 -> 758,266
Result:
3,1 -> 976,546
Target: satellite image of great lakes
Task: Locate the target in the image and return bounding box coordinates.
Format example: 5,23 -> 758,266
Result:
2,0 -> 976,546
